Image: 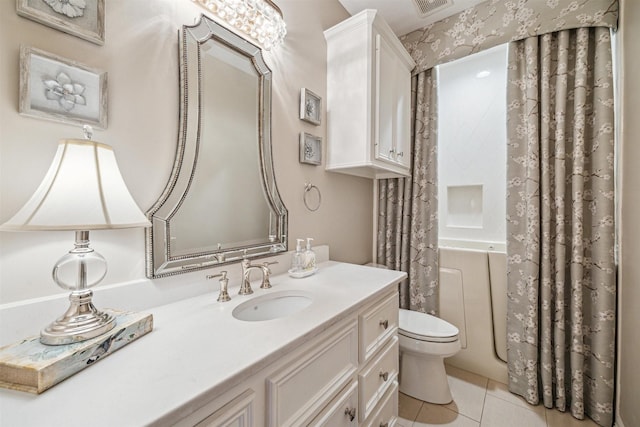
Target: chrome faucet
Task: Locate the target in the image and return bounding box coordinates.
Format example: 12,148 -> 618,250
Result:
239,259 -> 262,295
259,261 -> 278,289
206,271 -> 230,302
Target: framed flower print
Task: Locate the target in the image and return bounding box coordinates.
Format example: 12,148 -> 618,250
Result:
19,46 -> 108,129
300,88 -> 321,125
299,132 -> 322,165
17,0 -> 105,45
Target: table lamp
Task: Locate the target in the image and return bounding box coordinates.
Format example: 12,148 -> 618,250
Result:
0,127 -> 151,345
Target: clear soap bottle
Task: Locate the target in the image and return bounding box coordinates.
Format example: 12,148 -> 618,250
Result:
303,238 -> 316,271
291,239 -> 305,272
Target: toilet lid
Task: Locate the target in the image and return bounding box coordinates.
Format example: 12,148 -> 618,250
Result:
399,309 -> 459,343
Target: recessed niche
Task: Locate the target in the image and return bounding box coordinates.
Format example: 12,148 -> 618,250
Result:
446,185 -> 483,228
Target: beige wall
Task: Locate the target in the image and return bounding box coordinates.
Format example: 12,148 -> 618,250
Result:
618,1 -> 640,426
0,0 -> 374,303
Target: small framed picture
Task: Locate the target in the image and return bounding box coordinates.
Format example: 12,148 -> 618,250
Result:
16,0 -> 105,45
299,132 -> 322,165
19,46 -> 108,129
300,88 -> 321,125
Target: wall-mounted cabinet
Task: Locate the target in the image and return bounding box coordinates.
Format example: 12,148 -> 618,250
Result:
324,9 -> 415,179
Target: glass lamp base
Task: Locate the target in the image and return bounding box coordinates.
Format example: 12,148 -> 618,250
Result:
40,289 -> 116,345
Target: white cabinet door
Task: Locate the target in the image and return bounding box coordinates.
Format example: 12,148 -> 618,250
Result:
394,54 -> 411,169
195,390 -> 255,427
266,320 -> 358,426
375,32 -> 397,165
375,32 -> 412,170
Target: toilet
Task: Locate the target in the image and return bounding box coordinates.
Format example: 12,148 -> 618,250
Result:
398,308 -> 461,404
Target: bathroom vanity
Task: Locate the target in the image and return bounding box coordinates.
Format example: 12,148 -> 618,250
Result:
0,261 -> 405,426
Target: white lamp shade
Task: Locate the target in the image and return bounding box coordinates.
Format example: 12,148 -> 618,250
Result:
0,139 -> 151,231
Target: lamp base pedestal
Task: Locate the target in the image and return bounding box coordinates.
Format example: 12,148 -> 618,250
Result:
40,289 -> 116,345
0,309 -> 153,394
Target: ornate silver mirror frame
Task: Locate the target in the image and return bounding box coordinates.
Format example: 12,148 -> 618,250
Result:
145,15 -> 287,278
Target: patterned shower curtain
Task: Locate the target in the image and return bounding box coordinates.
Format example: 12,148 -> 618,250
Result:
377,69 -> 439,314
505,28 -> 616,427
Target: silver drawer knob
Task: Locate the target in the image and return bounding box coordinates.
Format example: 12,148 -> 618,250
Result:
380,422 -> 389,427
344,407 -> 356,422
379,371 -> 389,381
379,319 -> 389,329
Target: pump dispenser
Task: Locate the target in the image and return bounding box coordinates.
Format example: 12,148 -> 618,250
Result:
303,238 -> 316,271
291,239 -> 305,272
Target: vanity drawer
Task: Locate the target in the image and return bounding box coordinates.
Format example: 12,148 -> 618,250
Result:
362,381 -> 398,427
266,319 -> 358,427
308,381 -> 358,427
358,336 -> 399,422
359,291 -> 398,364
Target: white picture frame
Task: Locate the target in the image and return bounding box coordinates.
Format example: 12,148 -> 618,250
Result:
16,0 -> 105,45
299,88 -> 321,125
299,132 -> 322,165
19,46 -> 108,129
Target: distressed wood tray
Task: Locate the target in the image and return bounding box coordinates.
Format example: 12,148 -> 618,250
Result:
0,310 -> 153,394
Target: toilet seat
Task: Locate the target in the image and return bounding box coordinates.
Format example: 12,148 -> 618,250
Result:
399,309 -> 459,343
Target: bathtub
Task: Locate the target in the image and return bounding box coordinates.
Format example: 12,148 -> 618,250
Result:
438,239 -> 508,384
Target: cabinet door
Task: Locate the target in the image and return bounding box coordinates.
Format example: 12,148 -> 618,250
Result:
375,32 -> 397,165
393,55 -> 411,169
195,390 -> 254,427
266,320 -> 358,426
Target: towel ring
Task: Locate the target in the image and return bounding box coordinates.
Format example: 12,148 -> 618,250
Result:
303,183 -> 321,211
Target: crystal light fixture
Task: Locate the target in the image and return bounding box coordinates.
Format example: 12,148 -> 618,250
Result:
192,0 -> 286,50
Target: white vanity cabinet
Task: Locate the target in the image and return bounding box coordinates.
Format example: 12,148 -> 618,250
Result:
193,390 -> 256,427
0,261 -> 406,427
266,318 -> 359,426
178,288 -> 399,427
324,9 -> 415,179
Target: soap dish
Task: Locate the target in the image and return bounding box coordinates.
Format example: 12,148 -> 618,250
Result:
288,267 -> 318,279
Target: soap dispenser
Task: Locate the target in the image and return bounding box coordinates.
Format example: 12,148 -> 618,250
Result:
303,238 -> 316,271
291,239 -> 305,272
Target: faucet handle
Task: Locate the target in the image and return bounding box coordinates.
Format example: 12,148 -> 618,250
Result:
259,261 -> 279,289
207,271 -> 231,302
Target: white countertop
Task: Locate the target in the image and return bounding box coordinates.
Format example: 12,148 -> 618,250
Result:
0,261 -> 406,426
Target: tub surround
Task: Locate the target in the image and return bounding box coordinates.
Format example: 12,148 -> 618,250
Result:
438,243 -> 508,384
0,257 -> 406,426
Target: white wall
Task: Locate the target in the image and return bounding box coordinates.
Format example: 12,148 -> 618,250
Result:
0,0 -> 374,304
618,1 -> 640,426
436,44 -> 507,244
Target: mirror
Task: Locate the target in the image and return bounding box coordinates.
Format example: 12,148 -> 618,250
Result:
146,15 -> 287,278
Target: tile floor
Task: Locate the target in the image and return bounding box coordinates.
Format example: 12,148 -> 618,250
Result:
397,365 -> 600,427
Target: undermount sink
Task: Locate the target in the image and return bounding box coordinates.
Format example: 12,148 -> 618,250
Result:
232,290 -> 314,322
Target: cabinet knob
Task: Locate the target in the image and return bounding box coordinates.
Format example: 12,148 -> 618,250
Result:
344,407 -> 356,422
380,422 -> 390,427
379,371 -> 389,381
379,319 -> 389,329
389,148 -> 395,154
397,151 -> 404,158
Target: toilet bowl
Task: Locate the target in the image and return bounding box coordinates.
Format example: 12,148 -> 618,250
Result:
398,308 -> 461,404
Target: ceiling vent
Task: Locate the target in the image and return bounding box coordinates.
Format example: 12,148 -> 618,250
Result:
412,0 -> 454,17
